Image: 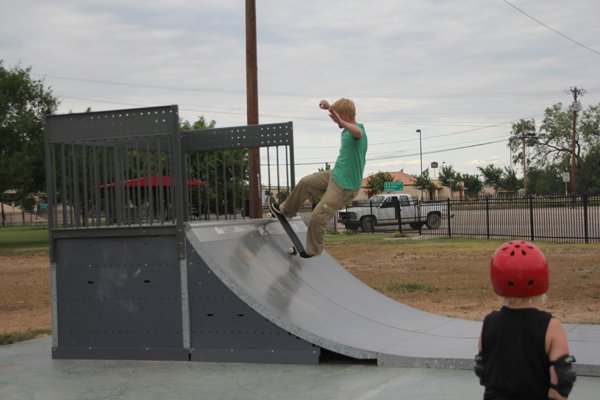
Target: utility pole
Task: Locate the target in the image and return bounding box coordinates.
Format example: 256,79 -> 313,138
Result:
246,0 -> 261,218
566,87 -> 586,194
520,128 -> 535,195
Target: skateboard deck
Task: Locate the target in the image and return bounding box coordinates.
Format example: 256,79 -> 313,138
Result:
267,196 -> 307,256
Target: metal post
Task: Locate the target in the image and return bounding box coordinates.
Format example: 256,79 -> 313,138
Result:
394,198 -> 402,234
369,201 -> 374,234
571,102 -> 577,194
246,0 -> 261,218
529,196 -> 535,241
485,197 -> 490,239
583,193 -> 589,243
416,129 -> 422,175
446,198 -> 452,238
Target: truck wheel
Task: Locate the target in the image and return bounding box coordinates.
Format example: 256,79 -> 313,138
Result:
425,213 -> 441,229
409,222 -> 422,230
361,216 -> 375,232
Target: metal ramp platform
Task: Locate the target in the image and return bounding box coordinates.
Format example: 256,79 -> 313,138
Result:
185,219 -> 600,375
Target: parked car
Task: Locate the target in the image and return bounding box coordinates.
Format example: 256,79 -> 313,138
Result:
337,193 -> 452,231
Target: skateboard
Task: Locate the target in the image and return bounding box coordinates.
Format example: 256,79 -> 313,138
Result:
267,196 -> 308,257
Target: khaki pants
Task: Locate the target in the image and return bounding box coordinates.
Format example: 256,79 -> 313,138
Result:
280,170 -> 358,256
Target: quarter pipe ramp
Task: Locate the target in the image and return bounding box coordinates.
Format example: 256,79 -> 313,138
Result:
185,219 -> 600,374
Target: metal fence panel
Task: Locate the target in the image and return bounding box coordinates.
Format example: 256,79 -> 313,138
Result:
421,195 -> 600,243
44,109 -> 295,229
52,233 -> 188,360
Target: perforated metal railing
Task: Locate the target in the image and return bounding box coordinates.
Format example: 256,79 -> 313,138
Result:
44,105 -> 295,229
45,106 -> 182,229
181,122 -> 295,221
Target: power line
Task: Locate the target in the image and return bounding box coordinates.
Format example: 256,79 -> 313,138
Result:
296,117 -> 536,150
295,138 -> 508,166
501,0 -> 600,56
39,72 -> 593,100
36,74 -> 246,95
368,138 -> 508,161
367,134 -> 509,158
59,94 -> 539,138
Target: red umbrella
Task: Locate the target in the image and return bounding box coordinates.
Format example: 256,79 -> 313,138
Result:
100,176 -> 206,189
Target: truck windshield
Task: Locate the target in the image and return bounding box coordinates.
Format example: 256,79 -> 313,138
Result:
368,196 -> 385,203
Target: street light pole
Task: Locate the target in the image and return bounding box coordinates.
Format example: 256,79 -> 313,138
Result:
416,129 -> 422,176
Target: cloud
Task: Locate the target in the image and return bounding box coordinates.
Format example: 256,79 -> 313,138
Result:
469,157 -> 502,167
2,0 -> 599,181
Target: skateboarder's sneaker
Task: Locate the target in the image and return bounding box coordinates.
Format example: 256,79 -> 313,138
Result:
269,198 -> 291,219
270,200 -> 284,216
299,251 -> 313,259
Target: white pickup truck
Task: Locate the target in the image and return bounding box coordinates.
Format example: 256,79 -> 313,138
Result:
337,193 -> 452,231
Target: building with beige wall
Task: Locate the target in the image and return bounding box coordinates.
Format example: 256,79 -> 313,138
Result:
357,171 -> 456,201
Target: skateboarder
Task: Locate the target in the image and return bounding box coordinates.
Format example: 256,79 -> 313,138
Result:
271,98 -> 367,258
475,241 -> 576,400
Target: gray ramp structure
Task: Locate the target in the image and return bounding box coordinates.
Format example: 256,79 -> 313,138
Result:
186,218 -> 600,375
43,105 -> 600,374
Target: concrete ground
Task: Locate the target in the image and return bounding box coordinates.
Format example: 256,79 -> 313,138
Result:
1,337 -> 599,400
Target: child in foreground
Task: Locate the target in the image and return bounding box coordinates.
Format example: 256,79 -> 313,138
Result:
475,241 -> 576,400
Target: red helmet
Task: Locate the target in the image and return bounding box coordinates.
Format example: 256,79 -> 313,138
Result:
490,241 -> 549,297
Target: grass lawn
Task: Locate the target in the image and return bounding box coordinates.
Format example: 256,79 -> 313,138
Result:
1,230 -> 598,346
0,226 -> 49,254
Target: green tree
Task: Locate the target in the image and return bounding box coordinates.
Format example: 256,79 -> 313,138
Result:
180,116 -> 216,130
578,144 -> 600,194
477,164 -> 504,195
527,166 -> 564,195
500,167 -> 522,193
508,118 -> 537,168
524,99 -> 600,194
180,116 -> 249,216
413,170 -> 436,200
366,171 -> 394,196
532,101 -> 600,168
438,164 -> 462,196
462,173 -> 483,199
533,103 -> 577,168
0,62 -> 59,216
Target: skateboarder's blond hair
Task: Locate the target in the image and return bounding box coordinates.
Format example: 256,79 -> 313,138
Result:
330,98 -> 356,121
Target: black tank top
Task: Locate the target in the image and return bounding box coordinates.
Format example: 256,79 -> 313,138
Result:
481,306 -> 552,400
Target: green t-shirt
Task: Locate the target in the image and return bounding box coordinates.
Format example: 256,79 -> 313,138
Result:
332,123 -> 367,190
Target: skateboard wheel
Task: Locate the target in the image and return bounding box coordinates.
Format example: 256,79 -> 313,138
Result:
288,247 -> 297,255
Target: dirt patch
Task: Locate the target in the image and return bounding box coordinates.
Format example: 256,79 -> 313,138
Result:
327,238 -> 600,324
0,251 -> 51,333
1,239 -> 599,334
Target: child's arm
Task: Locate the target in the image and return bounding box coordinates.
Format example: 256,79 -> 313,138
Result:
546,318 -> 576,399
328,108 -> 363,139
474,334 -> 485,385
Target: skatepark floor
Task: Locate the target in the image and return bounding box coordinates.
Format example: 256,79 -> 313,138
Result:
2,337 -> 599,400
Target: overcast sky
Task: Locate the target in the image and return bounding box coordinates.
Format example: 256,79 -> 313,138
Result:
2,0 -> 599,181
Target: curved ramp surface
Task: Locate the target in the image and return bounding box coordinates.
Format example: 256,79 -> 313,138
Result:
186,219 -> 600,374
